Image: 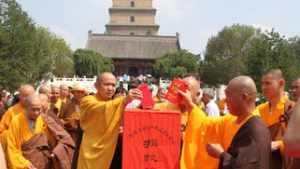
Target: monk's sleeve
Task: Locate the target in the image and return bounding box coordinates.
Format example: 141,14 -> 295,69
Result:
6,119 -> 31,168
80,96 -> 125,115
186,106 -> 225,142
181,105 -> 225,169
219,144 -> 261,169
79,96 -> 125,129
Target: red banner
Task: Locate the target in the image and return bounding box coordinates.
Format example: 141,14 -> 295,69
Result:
122,109 -> 181,169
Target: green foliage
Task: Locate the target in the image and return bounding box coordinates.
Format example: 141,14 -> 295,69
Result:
153,50 -> 200,78
201,24 -> 300,89
0,0 -> 73,91
201,24 -> 258,86
73,49 -> 114,77
245,31 -> 300,90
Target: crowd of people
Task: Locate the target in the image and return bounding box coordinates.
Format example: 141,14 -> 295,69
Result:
0,69 -> 300,169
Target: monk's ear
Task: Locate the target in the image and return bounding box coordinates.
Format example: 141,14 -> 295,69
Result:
94,81 -> 99,89
279,79 -> 285,88
242,93 -> 250,102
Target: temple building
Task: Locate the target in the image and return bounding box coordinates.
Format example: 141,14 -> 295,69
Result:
86,0 -> 180,76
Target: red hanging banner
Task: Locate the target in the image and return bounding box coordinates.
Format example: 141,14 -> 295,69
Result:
122,109 -> 181,169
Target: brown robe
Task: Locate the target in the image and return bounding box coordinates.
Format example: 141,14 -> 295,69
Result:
42,112 -> 75,169
218,116 -> 271,169
21,133 -> 51,169
268,100 -> 300,169
60,98 -> 80,142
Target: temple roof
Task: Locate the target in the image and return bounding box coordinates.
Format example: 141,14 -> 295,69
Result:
86,33 -> 180,60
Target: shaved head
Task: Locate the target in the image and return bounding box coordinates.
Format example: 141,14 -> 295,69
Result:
96,72 -> 116,85
261,69 -> 285,101
183,75 -> 201,104
51,85 -> 60,92
25,94 -> 42,120
264,69 -> 283,80
60,84 -> 69,90
60,84 -> 70,98
39,94 -> 50,112
95,72 -> 117,100
291,78 -> 300,101
19,84 -> 35,106
226,76 -> 257,117
25,94 -> 41,107
50,85 -> 60,103
228,76 -> 257,96
39,85 -> 50,95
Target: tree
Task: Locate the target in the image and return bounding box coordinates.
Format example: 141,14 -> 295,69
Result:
153,50 -> 200,78
201,24 -> 259,86
0,0 -> 74,91
245,30 -> 300,90
0,0 -> 38,90
73,49 -> 114,77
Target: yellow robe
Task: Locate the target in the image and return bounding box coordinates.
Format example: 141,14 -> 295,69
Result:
6,113 -> 45,169
0,103 -> 26,157
181,106 -> 259,169
257,97 -> 286,150
77,95 -> 125,169
0,103 -> 25,134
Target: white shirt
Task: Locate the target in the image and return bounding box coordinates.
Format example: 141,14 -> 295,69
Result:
205,100 -> 220,117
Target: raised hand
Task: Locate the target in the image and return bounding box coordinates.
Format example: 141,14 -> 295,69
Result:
126,89 -> 143,103
178,90 -> 195,111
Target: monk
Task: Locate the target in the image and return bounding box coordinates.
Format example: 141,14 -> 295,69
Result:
284,96 -> 300,157
0,85 -> 35,155
290,78 -> 300,102
50,85 -> 62,116
76,72 -> 142,169
180,76 -> 270,169
6,94 -> 48,169
60,84 -> 70,105
152,76 -> 204,169
39,85 -> 51,98
257,69 -> 297,169
39,94 -> 75,169
60,84 -> 87,141
0,84 -> 35,134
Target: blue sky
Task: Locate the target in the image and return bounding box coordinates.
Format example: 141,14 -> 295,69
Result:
17,0 -> 300,54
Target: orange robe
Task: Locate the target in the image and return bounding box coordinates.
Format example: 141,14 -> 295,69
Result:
257,97 -> 287,150
181,106 -> 259,169
0,103 -> 25,134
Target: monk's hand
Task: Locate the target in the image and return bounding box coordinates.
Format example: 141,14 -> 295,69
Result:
271,141 -> 281,151
179,90 -> 196,111
206,143 -> 224,159
126,89 -> 143,102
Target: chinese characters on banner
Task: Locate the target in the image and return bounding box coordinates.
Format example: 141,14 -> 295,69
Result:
122,109 -> 181,169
